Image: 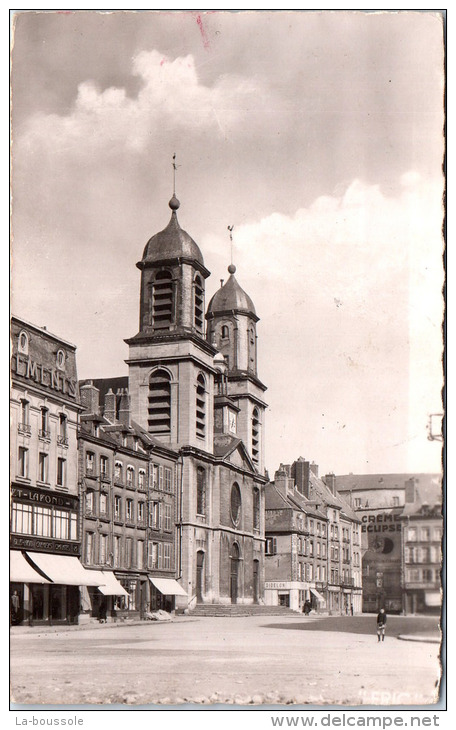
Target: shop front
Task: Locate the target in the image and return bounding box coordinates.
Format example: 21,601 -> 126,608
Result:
149,577 -> 187,614
112,572 -> 148,619
264,581 -> 308,612
10,550 -> 100,625
81,570 -> 130,622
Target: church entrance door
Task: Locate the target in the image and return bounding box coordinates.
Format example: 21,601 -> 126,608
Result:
196,551 -> 204,603
230,543 -> 240,604
253,559 -> 259,604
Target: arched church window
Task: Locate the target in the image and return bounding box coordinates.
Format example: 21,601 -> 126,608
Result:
221,324 -> 229,339
196,466 -> 206,516
148,369 -> 171,435
230,482 -> 242,527
248,326 -> 256,368
196,373 -> 206,439
193,275 -> 204,332
152,270 -> 174,329
253,487 -> 260,531
252,408 -> 260,465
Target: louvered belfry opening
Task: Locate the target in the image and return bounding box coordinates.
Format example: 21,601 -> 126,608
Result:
252,408 -> 260,464
148,369 -> 171,434
152,270 -> 174,329
196,373 -> 206,439
194,275 -> 204,332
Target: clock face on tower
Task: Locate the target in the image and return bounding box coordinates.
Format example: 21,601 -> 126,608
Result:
229,411 -> 237,434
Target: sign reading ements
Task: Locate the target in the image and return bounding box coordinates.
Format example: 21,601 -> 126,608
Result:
13,354 -> 77,398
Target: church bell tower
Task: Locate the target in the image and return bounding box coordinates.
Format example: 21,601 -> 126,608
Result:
125,192 -> 217,453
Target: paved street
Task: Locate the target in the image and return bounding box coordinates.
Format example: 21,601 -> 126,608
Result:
10,614 -> 441,708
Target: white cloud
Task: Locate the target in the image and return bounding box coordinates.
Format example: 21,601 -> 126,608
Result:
18,50 -> 267,159
203,174 -> 444,474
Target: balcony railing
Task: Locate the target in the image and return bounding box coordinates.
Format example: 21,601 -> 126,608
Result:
38,429 -> 50,440
57,435 -> 69,447
18,423 -> 31,435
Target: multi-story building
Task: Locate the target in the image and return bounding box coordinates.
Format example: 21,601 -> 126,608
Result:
78,380 -> 180,621
264,469 -> 328,612
264,459 -> 362,614
10,317 -> 99,625
401,478 -> 443,615
335,473 -> 442,613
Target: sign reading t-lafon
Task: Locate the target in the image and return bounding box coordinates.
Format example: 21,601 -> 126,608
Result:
12,486 -> 78,509
13,353 -> 77,398
361,513 -> 402,533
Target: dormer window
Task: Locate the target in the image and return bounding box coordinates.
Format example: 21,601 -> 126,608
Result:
18,330 -> 29,354
56,349 -> 65,370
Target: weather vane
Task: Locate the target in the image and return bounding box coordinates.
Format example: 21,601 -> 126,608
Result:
227,225 -> 234,266
172,153 -> 181,196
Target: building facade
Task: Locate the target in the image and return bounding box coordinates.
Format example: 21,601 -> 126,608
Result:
78,380 -> 180,621
10,317 -> 99,625
264,459 -> 362,614
335,473 -> 442,613
401,479 -> 442,615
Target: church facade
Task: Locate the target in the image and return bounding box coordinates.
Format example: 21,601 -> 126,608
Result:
125,194 -> 268,608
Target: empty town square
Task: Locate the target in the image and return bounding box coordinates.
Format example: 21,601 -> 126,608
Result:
10,614 -> 441,707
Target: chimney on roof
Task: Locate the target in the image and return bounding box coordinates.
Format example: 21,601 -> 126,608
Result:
292,459 -> 311,499
274,465 -> 290,496
405,477 -> 416,504
118,389 -> 131,427
310,461 -> 319,477
325,472 -> 336,495
79,382 -> 100,415
104,388 -> 116,424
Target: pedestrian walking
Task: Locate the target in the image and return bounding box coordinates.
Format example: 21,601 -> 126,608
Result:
376,608 -> 387,641
98,598 -> 107,623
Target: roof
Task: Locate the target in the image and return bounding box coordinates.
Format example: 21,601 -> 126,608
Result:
79,376 -> 129,404
308,472 -> 360,522
213,433 -> 243,459
140,209 -> 204,267
265,483 -> 292,510
335,473 -> 441,494
207,271 -> 257,318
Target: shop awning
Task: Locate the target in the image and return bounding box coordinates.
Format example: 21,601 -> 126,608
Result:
425,591 -> 441,607
10,551 -> 51,584
149,577 -> 187,596
310,587 -> 326,603
91,570 -> 129,597
26,553 -> 101,587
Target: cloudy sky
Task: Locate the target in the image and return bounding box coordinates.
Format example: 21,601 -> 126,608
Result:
11,9 -> 445,478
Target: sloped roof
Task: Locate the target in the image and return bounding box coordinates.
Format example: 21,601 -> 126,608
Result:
141,209 -> 204,266
265,483 -> 292,510
335,473 -> 441,494
207,271 -> 257,318
308,472 -> 360,522
213,433 -> 257,474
